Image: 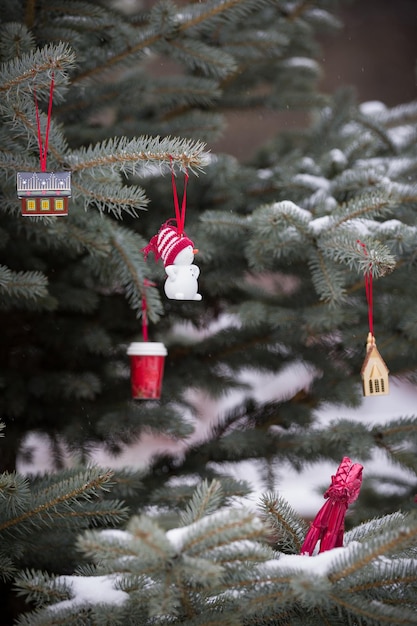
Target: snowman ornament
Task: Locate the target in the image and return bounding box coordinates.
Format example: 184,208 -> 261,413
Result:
165,245 -> 202,301
143,222 -> 202,301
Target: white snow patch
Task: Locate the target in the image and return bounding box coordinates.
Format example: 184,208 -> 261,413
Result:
376,219 -> 404,233
328,149 -> 347,166
257,168 -> 274,180
166,525 -> 190,550
282,57 -> 320,72
292,173 -> 330,190
18,431 -> 73,474
359,101 -> 387,116
271,200 -> 312,222
98,529 -> 132,542
166,509 -> 263,551
308,215 -> 334,235
300,156 -> 318,172
49,575 -> 128,612
387,125 -> 417,150
345,219 -> 374,236
263,545 -> 347,575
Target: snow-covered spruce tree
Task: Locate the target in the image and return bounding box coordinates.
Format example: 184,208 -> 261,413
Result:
0,413 -> 134,614
13,480 -> 417,625
1,0 -> 417,623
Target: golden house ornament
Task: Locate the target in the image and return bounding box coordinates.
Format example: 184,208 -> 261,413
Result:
361,332 -> 389,397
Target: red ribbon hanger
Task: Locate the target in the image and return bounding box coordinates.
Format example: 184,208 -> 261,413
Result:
33,73 -> 55,172
169,156 -> 189,236
141,293 -> 149,342
141,279 -> 156,342
357,240 -> 373,337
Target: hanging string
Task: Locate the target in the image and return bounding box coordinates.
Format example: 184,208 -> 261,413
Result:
142,294 -> 149,342
33,73 -> 55,172
357,240 -> 373,336
141,279 -> 156,342
169,156 -> 189,236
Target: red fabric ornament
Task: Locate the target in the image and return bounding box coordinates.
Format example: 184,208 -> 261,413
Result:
300,457 -> 363,555
142,220 -> 195,267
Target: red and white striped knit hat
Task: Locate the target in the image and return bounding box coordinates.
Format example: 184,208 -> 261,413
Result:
142,221 -> 194,267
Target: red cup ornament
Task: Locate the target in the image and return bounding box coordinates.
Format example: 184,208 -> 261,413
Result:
127,342 -> 167,400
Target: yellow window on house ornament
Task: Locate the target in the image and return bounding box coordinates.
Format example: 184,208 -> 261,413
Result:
41,199 -> 50,211
55,199 -> 64,211
27,199 -> 36,211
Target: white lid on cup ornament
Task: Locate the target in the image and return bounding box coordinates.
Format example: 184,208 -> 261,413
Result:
127,342 -> 167,356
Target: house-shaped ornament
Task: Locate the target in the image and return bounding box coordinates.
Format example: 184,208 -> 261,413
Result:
361,332 -> 389,397
17,171 -> 71,216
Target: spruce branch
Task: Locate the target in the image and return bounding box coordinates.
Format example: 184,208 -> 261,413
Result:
369,99 -> 417,128
258,492 -> 308,554
329,515 -> 417,584
124,514 -> 176,559
15,568 -> 71,609
157,37 -> 237,80
32,210 -> 112,258
345,558 -> 417,595
0,23 -> 36,62
67,135 -> 209,173
354,110 -> 398,153
0,42 -> 75,97
1,100 -> 68,168
0,265 -> 49,301
332,189 -> 396,229
0,468 -> 117,533
180,479 -> 224,526
76,532 -> 138,564
29,371 -> 102,401
176,0 -> 273,32
0,472 -> 31,517
326,589 -> 417,625
344,512 -> 407,544
318,233 -> 396,279
308,249 -> 347,303
371,417 -> 417,473
72,178 -> 148,217
106,223 -> 163,322
179,508 -> 265,556
71,0 -> 268,83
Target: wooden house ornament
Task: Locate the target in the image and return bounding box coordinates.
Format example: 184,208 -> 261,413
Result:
17,171 -> 71,216
361,332 -> 389,397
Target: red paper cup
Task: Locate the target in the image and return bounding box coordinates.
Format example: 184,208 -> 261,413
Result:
127,342 -> 167,400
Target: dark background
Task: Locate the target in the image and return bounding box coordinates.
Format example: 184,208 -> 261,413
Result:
210,0 -> 417,159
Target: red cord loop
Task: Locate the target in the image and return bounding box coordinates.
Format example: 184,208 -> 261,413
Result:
357,240 -> 373,336
169,156 -> 189,236
34,73 -> 55,171
142,279 -> 156,342
141,295 -> 149,342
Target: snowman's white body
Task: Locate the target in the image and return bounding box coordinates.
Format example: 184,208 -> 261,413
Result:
164,246 -> 202,301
